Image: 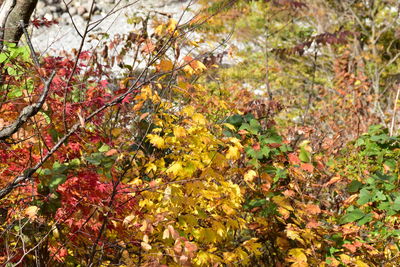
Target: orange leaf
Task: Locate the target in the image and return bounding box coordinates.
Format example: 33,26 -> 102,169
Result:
323,176 -> 341,187
343,243 -> 357,253
288,153 -> 301,164
105,149 -> 118,156
306,204 -> 321,215
300,163 -> 314,172
306,219 -> 320,229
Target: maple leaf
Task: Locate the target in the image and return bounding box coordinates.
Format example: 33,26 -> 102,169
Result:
166,18 -> 178,33
157,59 -> 174,72
300,163 -> 314,172
147,134 -> 165,148
244,170 -> 257,182
305,219 -> 320,229
192,113 -> 206,125
25,206 -> 39,220
226,146 -> 240,160
306,204 -> 321,215
287,248 -> 308,265
343,243 -> 357,253
166,161 -> 183,176
173,126 -> 187,138
288,153 -> 301,164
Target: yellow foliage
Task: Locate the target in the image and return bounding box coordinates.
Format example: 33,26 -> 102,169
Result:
244,170 -> 257,182
166,18 -> 178,33
287,248 -> 308,267
157,59 -> 174,71
25,206 -> 39,221
226,146 -> 240,160
173,126 -> 187,138
147,134 -> 165,149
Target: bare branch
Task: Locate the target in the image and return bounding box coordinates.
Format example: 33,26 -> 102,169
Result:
0,71 -> 55,141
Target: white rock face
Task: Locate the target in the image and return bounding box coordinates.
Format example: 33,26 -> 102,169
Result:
31,0 -> 198,54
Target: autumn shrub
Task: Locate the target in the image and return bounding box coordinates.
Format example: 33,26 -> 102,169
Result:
1,1 -> 400,266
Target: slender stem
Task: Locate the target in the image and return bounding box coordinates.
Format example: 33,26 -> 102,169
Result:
389,84 -> 400,136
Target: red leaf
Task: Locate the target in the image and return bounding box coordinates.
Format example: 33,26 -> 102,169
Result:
300,163 -> 314,172
252,143 -> 261,151
288,153 -> 301,165
306,219 -> 320,229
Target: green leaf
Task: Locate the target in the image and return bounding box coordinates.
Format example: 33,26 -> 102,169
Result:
357,188 -> 373,205
85,152 -> 105,165
265,134 -> 282,144
0,53 -> 8,63
261,146 -> 270,157
393,196 -> 400,211
245,198 -> 267,209
299,147 -> 311,163
378,201 -> 391,211
52,162 -> 68,173
340,208 -> 365,224
49,174 -> 67,190
99,144 -> 110,152
39,111 -> 51,124
226,114 -> 243,127
373,191 -> 386,201
357,213 -> 373,226
384,159 -> 396,171
347,180 -> 363,193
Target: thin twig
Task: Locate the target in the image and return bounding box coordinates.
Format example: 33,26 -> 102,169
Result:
390,83 -> 400,136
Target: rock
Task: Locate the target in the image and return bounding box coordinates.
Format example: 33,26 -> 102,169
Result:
69,7 -> 78,16
44,13 -> 53,21
60,13 -> 71,23
77,6 -> 87,16
36,1 -> 46,10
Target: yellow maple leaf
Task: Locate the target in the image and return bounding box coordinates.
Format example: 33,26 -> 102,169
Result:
154,24 -> 164,36
166,161 -> 183,176
223,123 -> 236,131
287,248 -> 308,266
221,203 -> 236,215
192,113 -> 206,125
162,228 -> 170,239
25,206 -> 39,220
244,170 -> 257,182
226,146 -> 240,160
111,128 -> 122,137
141,242 -> 152,251
243,238 -> 262,256
166,18 -> 178,33
182,106 -> 195,116
339,254 -> 352,265
147,134 -> 165,148
355,260 -> 370,267
173,126 -> 187,138
191,60 -> 207,73
183,65 -> 195,76
157,59 -> 174,71
272,195 -> 293,211
123,215 -> 135,226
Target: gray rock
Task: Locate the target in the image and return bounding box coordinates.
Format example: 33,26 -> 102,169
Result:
43,13 -> 53,21
68,6 -> 78,16
36,1 -> 46,10
77,6 -> 87,16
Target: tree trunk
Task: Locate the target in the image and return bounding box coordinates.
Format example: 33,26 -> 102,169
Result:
0,0 -> 37,48
0,0 -> 15,52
